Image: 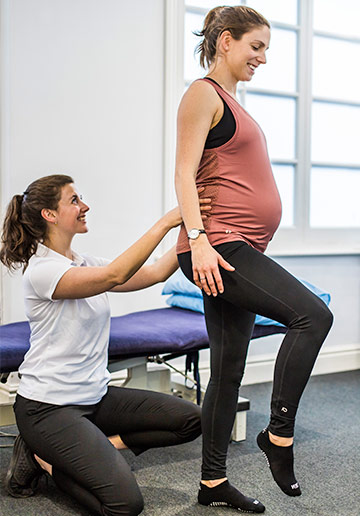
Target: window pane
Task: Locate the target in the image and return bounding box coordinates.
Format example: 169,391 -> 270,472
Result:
246,94 -> 296,160
250,28 -> 297,92
313,37 -> 360,103
272,165 -> 295,227
184,12 -> 205,82
313,0 -> 360,38
312,102 -> 360,164
247,0 -> 298,25
185,1 -> 244,9
310,168 -> 360,227
186,0 -> 298,24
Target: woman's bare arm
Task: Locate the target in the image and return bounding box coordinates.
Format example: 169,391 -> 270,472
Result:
109,246 -> 178,292
111,189 -> 212,292
175,81 -> 219,233
175,81 -> 234,296
52,208 -> 181,299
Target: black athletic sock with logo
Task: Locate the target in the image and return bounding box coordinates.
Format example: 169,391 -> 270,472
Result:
198,480 -> 265,512
257,428 -> 301,497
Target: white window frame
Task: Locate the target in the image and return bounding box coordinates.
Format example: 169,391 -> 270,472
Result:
163,0 -> 360,256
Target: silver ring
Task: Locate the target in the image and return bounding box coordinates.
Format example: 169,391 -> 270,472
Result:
199,277 -> 206,280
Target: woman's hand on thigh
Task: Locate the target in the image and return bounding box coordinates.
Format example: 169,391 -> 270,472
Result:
191,240 -> 234,295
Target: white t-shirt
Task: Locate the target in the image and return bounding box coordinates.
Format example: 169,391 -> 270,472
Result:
18,243 -> 112,405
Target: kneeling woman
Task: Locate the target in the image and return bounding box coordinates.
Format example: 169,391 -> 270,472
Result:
0,174 -> 210,516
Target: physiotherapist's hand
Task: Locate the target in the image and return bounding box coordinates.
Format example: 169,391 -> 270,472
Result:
197,186 -> 212,220
190,237 -> 234,296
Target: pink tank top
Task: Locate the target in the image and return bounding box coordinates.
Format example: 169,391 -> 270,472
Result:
177,78 -> 282,254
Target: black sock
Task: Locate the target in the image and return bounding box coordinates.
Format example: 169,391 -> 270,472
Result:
257,428 -> 301,497
198,480 -> 265,513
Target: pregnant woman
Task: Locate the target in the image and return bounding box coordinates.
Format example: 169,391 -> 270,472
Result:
175,5 -> 333,512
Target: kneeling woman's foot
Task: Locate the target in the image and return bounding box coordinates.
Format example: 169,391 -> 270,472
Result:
198,480 -> 265,513
257,428 -> 301,497
5,434 -> 44,498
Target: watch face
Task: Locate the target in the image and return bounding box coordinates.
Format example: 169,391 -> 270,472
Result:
188,229 -> 199,239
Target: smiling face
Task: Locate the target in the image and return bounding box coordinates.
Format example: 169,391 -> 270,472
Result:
224,25 -> 270,82
53,183 -> 90,237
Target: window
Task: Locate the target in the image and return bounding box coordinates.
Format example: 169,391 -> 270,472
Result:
310,0 -> 360,235
164,0 -> 360,254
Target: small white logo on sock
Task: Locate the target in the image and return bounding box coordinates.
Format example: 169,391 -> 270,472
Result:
253,500 -> 259,504
281,406 -> 288,412
291,483 -> 299,490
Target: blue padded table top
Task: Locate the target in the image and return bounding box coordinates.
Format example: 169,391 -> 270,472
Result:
0,307 -> 286,373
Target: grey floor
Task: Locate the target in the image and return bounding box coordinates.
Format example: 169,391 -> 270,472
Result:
0,370 -> 359,516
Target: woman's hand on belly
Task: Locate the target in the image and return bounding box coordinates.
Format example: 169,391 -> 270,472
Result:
190,237 -> 235,296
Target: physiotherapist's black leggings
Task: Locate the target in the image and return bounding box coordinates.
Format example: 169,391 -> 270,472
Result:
14,386 -> 201,515
178,241 -> 333,480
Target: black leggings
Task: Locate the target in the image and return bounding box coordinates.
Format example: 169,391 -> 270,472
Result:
178,241 -> 333,480
14,386 -> 201,515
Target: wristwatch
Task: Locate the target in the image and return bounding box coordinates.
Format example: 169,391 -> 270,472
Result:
187,228 -> 206,240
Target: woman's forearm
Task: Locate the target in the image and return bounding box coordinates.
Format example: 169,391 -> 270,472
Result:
175,170 -> 205,233
107,214 -> 177,286
110,246 -> 179,292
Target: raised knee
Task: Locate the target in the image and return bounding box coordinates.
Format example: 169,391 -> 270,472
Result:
290,300 -> 333,341
324,306 -> 333,330
314,302 -> 333,333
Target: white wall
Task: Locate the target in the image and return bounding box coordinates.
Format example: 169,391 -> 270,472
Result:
1,0 -> 359,382
0,0 -> 169,322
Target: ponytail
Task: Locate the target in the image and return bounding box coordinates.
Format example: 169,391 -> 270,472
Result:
196,6 -> 228,69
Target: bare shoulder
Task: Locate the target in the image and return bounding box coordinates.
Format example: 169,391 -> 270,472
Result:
188,78 -> 220,95
178,79 -> 222,120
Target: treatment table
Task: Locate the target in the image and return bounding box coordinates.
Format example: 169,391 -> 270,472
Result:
0,307 -> 286,440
